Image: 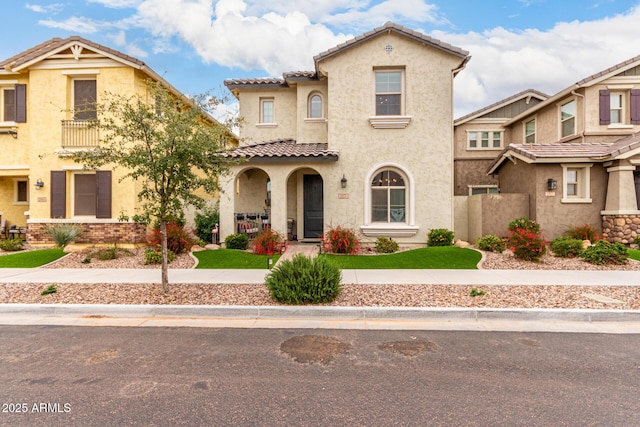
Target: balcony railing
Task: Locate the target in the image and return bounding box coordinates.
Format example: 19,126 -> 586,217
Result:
61,120 -> 99,148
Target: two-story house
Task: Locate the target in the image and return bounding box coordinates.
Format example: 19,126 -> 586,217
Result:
454,89 -> 547,196
486,55 -> 640,242
0,36 -> 225,245
219,22 -> 470,244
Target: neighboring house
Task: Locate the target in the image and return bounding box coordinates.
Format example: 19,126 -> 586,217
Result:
487,55 -> 640,242
0,36 -> 227,245
220,22 -> 470,244
453,89 -> 547,196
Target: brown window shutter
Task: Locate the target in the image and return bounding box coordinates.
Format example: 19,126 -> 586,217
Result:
96,170 -> 112,219
631,89 -> 640,125
599,89 -> 610,125
14,84 -> 26,123
50,171 -> 66,218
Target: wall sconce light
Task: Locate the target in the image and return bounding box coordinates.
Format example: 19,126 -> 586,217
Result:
340,174 -> 347,188
35,178 -> 44,189
547,178 -> 557,191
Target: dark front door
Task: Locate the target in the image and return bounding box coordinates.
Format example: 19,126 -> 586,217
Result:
303,174 -> 323,239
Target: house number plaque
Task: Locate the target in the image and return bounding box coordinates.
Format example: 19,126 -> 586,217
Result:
338,193 -> 349,199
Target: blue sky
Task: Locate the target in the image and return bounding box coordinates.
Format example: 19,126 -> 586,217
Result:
4,0 -> 640,119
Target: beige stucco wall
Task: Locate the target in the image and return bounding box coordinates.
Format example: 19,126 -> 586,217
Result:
295,81 -> 328,143
236,88 -> 297,144
454,158 -> 499,196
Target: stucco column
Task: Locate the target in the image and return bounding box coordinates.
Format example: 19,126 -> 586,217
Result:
603,163 -> 638,213
269,173 -> 288,238
218,171 -> 236,242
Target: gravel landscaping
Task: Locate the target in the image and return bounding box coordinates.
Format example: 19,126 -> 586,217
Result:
0,247 -> 639,309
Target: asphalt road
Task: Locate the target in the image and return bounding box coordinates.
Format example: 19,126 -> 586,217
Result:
1,326 -> 639,426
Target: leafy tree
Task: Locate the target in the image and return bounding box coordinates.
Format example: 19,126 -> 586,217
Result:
72,81 -> 239,292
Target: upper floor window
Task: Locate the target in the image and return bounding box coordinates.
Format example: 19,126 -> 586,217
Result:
3,88 -> 15,122
73,79 -> 97,121
308,94 -> 323,118
468,131 -> 502,149
260,97 -> 274,124
0,83 -> 26,123
525,118 -> 536,144
560,99 -> 576,138
371,169 -> 406,223
375,70 -> 402,116
600,89 -> 640,126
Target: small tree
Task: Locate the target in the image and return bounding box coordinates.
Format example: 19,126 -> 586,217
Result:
72,81 -> 239,292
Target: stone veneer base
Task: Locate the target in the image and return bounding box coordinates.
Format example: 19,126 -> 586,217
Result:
26,222 -> 148,245
601,214 -> 640,244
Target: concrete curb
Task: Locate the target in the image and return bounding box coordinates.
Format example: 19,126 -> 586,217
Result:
1,303 -> 639,323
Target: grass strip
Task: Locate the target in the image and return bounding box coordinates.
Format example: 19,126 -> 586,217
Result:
194,249 -> 281,269
0,249 -> 66,268
320,247 -> 481,269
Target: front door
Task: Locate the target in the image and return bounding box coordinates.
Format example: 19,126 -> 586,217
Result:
635,172 -> 640,210
303,174 -> 323,239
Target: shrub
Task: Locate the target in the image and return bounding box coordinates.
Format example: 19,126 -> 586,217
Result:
252,228 -> 284,255
41,284 -> 57,296
476,235 -> 507,253
0,238 -> 24,252
225,233 -> 249,250
147,221 -> 195,254
550,237 -> 583,258
427,228 -> 455,247
265,254 -> 342,304
144,245 -> 176,265
507,217 -> 546,261
322,226 -> 361,254
90,244 -> 133,261
565,224 -> 600,242
581,240 -> 627,265
375,236 -> 399,254
44,223 -> 83,248
194,204 -> 220,243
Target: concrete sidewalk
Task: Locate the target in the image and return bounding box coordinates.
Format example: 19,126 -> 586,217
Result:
1,267 -> 640,332
0,267 -> 639,286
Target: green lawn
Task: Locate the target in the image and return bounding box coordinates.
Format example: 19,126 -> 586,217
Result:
194,249 -> 281,269
0,249 -> 66,268
629,249 -> 640,262
320,247 -> 481,269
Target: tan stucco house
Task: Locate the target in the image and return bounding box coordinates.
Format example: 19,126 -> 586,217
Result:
486,55 -> 640,242
0,36 -> 228,244
220,22 -> 470,244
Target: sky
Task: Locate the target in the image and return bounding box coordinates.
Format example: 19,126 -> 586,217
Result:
4,0 -> 640,122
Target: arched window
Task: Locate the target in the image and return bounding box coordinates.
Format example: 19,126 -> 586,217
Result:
371,169 -> 406,223
308,94 -> 323,118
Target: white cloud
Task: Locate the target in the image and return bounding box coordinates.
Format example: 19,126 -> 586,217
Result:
26,3 -> 64,14
434,4 -> 640,116
39,16 -> 102,33
87,0 -> 142,8
106,30 -> 148,58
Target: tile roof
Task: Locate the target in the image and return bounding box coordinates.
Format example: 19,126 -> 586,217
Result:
223,139 -> 339,162
0,36 -> 146,71
314,21 -> 469,65
576,54 -> 640,86
454,89 -> 549,125
487,131 -> 640,174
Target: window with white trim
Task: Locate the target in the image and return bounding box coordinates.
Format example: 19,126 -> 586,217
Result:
469,185 -> 499,195
525,118 -> 536,144
561,163 -> 592,203
467,131 -> 502,149
308,93 -> 323,118
371,169 -> 406,223
14,179 -> 27,204
375,70 -> 402,116
610,92 -> 624,124
260,98 -> 274,124
560,99 -> 576,138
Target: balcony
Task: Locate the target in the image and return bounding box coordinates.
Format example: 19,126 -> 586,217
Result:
61,120 -> 99,148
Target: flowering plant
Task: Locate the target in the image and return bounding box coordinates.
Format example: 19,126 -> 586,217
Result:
507,217 -> 547,261
322,225 -> 361,254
